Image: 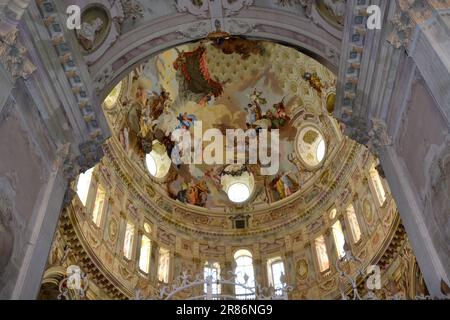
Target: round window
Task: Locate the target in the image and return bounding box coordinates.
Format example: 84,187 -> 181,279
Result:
145,141 -> 172,179
227,183 -> 251,203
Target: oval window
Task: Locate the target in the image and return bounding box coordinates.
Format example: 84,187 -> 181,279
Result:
296,126 -> 327,169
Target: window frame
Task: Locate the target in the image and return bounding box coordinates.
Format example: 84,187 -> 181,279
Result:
204,262 -> 221,298
91,184 -> 106,227
123,222 -> 135,260
332,219 -> 346,259
346,203 -> 362,244
314,235 -> 330,273
158,247 -> 171,283
75,167 -> 94,206
266,257 -> 285,295
138,234 -> 151,274
369,166 -> 387,207
234,249 -> 256,300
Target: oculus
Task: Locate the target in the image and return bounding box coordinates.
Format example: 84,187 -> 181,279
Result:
145,141 -> 171,179
296,126 -> 327,169
227,183 -> 251,203
220,165 -> 255,204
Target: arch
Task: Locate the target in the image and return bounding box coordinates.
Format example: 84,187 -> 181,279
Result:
91,8 -> 341,102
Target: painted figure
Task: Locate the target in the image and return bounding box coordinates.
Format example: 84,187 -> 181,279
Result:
173,47 -> 223,103
177,112 -> 197,130
175,180 -> 209,207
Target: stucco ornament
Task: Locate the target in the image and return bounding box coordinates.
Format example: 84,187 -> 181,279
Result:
176,0 -> 254,17
77,18 -> 104,51
323,0 -> 346,22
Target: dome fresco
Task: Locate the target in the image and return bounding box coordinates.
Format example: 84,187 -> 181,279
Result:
103,39 -> 339,213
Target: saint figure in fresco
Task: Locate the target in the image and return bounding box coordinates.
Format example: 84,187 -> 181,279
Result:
175,180 -> 210,207
271,172 -> 295,200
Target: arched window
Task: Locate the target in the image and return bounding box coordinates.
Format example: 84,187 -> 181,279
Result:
369,166 -> 387,206
315,235 -> 330,272
346,204 -> 361,243
234,249 -> 255,300
332,220 -> 346,259
92,184 -> 106,227
76,167 -> 94,206
267,257 -> 285,296
158,247 -> 170,283
138,235 -> 151,273
204,262 -> 221,298
123,222 -> 135,260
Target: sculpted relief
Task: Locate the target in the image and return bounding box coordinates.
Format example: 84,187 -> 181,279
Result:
317,0 -> 346,28
76,6 -> 110,52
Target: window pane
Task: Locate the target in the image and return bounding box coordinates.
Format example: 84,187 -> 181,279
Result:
267,258 -> 285,296
347,204 -> 361,243
123,222 -> 135,260
139,235 -> 151,273
315,235 -> 330,272
204,262 -> 221,298
332,220 -> 346,259
92,185 -> 106,227
76,167 -> 93,206
370,167 -> 386,206
158,248 -> 170,283
234,250 -> 255,300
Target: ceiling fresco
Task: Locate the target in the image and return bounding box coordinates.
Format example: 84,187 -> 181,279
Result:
103,38 -> 338,211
